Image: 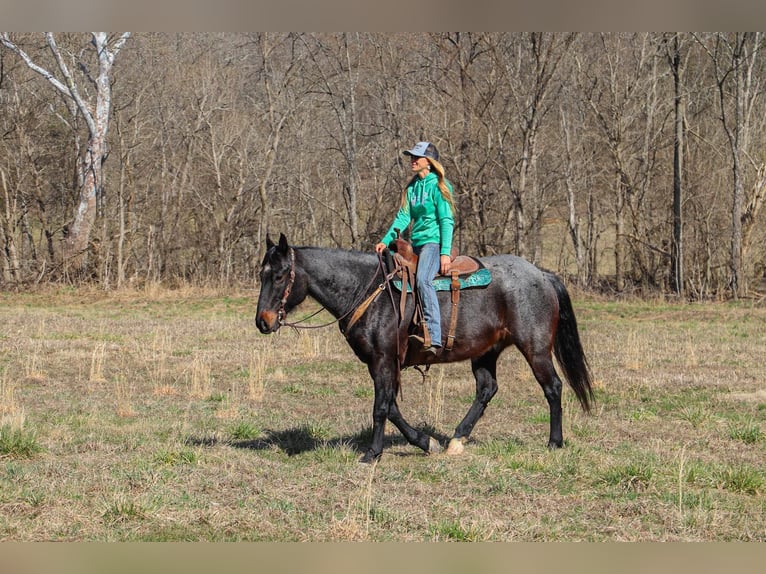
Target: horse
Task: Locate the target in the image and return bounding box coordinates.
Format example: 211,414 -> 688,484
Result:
255,233 -> 594,463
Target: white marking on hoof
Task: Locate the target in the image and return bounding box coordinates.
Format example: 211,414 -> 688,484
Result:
446,438 -> 465,456
428,436 -> 442,454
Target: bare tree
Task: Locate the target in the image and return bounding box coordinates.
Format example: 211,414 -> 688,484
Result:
559,93 -> 588,286
697,32 -> 765,297
428,32 -> 496,256
496,32 -> 576,263
0,32 -> 130,276
665,33 -> 686,296
245,33 -> 307,258
301,33 -> 364,248
581,33 -> 671,293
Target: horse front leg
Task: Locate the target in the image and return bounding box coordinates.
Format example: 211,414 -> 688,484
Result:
447,350 -> 500,455
361,371 -> 392,463
361,355 -> 439,463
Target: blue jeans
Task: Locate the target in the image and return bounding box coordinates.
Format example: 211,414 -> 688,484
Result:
414,243 -> 442,347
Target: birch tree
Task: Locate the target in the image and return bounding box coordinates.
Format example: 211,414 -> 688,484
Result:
0,32 -> 130,275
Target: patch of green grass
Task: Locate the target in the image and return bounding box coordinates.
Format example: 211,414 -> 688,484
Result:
229,421 -> 262,440
484,474 -> 534,495
2,461 -> 25,480
368,505 -> 401,529
303,421 -> 334,442
716,464 -> 763,495
410,461 -> 449,485
570,419 -> 598,440
429,519 -> 482,541
23,489 -> 45,507
629,407 -> 658,422
269,499 -> 296,514
0,425 -> 44,459
282,383 -> 305,395
475,437 -> 524,458
353,387 -> 373,399
286,361 -> 360,378
171,349 -> 194,357
310,443 -> 358,465
153,449 -> 198,466
527,411 -> 550,424
728,419 -> 762,444
207,392 -> 226,403
678,490 -> 715,512
130,525 -> 214,542
600,461 -> 654,491
102,495 -> 149,524
678,404 -> 710,428
683,460 -> 712,487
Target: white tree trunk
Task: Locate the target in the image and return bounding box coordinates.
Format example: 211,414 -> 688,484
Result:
0,32 -> 130,272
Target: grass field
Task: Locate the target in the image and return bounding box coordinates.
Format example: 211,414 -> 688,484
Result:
0,286 -> 764,541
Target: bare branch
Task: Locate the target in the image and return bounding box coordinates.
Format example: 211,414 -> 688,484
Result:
0,32 -> 71,97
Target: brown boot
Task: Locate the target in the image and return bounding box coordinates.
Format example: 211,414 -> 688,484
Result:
423,345 -> 441,357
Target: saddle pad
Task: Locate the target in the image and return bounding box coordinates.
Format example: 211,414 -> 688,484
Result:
393,267 -> 492,293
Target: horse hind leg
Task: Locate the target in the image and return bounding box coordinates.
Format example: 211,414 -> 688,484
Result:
527,352 -> 564,449
388,400 -> 441,455
447,350 -> 500,455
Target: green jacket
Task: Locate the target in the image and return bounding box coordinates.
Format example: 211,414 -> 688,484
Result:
380,172 -> 455,256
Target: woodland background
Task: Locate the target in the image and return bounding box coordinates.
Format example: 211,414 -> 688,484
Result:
1,32 -> 765,299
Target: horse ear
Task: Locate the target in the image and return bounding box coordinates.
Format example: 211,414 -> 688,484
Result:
266,235 -> 275,250
278,233 -> 289,253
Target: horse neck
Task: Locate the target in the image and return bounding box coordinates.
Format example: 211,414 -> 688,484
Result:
296,247 -> 380,318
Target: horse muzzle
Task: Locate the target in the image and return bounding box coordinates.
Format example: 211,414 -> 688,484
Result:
256,310 -> 281,334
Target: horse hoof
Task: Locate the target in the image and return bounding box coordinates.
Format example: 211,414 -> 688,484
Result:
428,436 -> 442,454
446,438 -> 465,456
360,450 -> 380,464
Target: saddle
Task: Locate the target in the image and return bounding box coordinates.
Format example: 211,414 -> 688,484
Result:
387,235 -> 488,352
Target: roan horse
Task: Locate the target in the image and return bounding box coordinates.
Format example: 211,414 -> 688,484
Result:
256,233 -> 594,463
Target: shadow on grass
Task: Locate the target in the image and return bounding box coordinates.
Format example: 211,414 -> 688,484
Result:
187,425 -> 452,458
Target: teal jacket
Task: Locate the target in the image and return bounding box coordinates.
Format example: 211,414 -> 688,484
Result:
380,172 -> 455,256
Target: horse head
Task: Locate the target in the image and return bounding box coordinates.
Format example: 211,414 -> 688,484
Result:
255,233 -> 303,333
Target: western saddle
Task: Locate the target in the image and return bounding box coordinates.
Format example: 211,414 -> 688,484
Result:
388,235 -> 480,352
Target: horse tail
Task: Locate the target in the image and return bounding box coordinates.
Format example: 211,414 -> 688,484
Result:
545,272 -> 594,413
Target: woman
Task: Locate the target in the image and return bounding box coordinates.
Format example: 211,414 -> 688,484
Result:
375,141 -> 456,356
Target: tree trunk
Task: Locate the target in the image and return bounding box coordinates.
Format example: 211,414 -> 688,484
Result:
0,32 -> 130,277
0,169 -> 21,284
670,34 -> 685,296
614,171 -> 625,292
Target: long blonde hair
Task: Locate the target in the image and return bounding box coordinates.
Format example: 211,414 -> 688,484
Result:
400,157 -> 455,214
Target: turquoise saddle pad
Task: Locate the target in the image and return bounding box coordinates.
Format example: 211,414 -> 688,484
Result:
393,267 -> 492,293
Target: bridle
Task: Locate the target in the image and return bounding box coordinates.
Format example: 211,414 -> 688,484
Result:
276,247 -> 296,326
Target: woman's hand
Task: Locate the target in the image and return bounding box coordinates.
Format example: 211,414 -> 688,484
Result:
374,242 -> 387,254
440,254 -> 451,275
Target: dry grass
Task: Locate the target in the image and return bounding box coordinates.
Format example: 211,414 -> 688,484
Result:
0,288 -> 764,541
